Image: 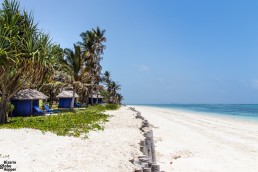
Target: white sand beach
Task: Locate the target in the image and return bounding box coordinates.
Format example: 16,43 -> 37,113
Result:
1,106 -> 258,172
132,106 -> 258,172
0,107 -> 143,172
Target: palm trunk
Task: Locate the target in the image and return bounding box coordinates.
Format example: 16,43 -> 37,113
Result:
70,86 -> 75,110
87,87 -> 94,106
0,98 -> 8,124
96,89 -> 99,104
0,86 -> 8,124
96,94 -> 99,104
90,96 -> 93,106
90,90 -> 94,106
85,94 -> 89,107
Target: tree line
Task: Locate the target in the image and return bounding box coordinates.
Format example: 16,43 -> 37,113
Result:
0,0 -> 123,124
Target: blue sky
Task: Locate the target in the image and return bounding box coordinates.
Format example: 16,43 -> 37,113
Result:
5,0 -> 258,104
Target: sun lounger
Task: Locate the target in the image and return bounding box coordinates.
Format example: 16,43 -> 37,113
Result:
43,104 -> 60,113
34,106 -> 45,115
74,101 -> 82,107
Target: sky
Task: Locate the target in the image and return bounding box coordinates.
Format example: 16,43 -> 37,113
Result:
3,0 -> 258,104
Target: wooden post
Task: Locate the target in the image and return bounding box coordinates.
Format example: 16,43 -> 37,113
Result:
140,146 -> 145,153
145,132 -> 153,163
140,140 -> 145,146
150,130 -> 156,163
143,168 -> 151,172
141,162 -> 149,168
130,108 -> 163,171
139,157 -> 150,162
138,155 -> 147,159
151,164 -> 160,172
140,140 -> 148,155
135,169 -> 143,172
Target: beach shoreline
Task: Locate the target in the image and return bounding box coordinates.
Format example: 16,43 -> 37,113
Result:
1,105 -> 258,172
131,105 -> 258,172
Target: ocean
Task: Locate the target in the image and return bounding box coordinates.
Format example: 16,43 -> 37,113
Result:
137,104 -> 258,121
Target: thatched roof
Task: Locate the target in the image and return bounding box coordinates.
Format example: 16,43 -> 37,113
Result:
12,89 -> 48,100
56,90 -> 79,98
90,93 -> 103,99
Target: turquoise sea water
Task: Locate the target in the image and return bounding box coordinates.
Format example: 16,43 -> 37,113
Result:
136,104 -> 258,122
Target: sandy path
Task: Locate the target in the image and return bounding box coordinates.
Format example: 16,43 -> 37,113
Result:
0,107 -> 143,172
132,106 -> 258,172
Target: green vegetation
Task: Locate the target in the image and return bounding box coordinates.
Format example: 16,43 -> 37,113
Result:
0,0 -> 123,124
104,104 -> 120,110
0,0 -> 63,123
101,71 -> 123,104
87,104 -> 119,111
0,105 -> 119,137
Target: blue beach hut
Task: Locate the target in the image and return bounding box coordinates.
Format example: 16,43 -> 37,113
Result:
56,90 -> 79,108
88,93 -> 103,105
11,89 -> 48,117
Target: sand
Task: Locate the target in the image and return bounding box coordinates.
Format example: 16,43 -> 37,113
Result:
2,105 -> 257,172
132,105 -> 258,172
0,107 -> 143,172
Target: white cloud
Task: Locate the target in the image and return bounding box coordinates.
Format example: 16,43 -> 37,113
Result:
251,79 -> 258,90
137,65 -> 151,72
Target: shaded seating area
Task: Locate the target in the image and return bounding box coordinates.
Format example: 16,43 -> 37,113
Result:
74,101 -> 82,107
88,93 -> 103,105
43,104 -> 60,113
56,90 -> 81,108
34,106 -> 45,115
11,89 -> 48,117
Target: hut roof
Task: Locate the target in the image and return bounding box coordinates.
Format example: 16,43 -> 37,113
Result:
56,90 -> 79,98
12,89 -> 48,100
90,93 -> 103,99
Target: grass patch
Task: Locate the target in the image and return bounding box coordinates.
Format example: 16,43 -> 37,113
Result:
104,104 -> 119,110
87,104 -> 119,111
0,104 -> 119,137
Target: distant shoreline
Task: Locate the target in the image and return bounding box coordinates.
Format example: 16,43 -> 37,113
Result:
132,105 -> 258,171
131,104 -> 258,122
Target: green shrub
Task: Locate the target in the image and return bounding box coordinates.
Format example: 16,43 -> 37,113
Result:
104,104 -> 119,110
7,102 -> 14,113
0,106 -> 109,137
87,104 -> 119,111
0,104 -> 120,137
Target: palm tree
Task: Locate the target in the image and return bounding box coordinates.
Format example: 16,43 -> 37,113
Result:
115,93 -> 123,105
102,71 -> 111,86
101,71 -> 123,104
108,81 -> 121,103
62,44 -> 88,110
79,27 -> 106,105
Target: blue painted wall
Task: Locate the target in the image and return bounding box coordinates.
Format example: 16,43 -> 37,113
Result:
11,99 -> 39,117
59,98 -> 77,108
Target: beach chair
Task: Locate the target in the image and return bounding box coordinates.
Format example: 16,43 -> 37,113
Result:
43,104 -> 60,113
74,101 -> 82,108
34,106 -> 45,115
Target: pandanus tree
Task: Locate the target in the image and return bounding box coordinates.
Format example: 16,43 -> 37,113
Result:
0,0 -> 62,123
